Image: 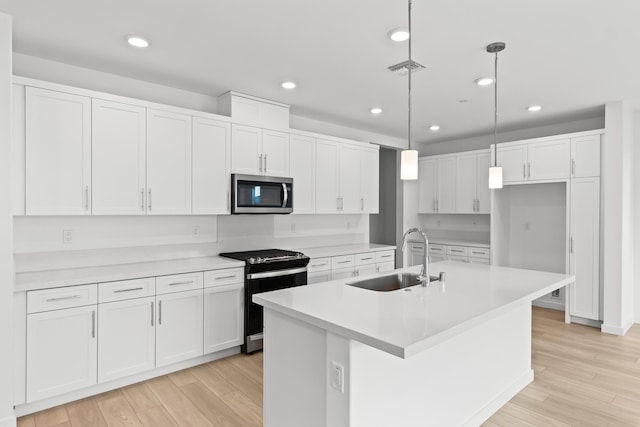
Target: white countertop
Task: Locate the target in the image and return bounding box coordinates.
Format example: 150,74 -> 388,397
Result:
254,261 -> 573,359
14,256 -> 245,292
409,238 -> 490,248
297,243 -> 396,259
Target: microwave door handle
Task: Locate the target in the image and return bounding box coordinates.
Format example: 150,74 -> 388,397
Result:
282,183 -> 289,208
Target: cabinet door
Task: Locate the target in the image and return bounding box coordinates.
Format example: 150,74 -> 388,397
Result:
192,117 -> 231,214
339,144 -> 362,213
26,305 -> 97,402
308,271 -> 332,285
98,296 -> 155,383
355,264 -> 376,277
409,243 -> 425,267
455,154 -> 477,214
156,289 -> 204,367
528,139 -> 570,181
331,267 -> 355,280
570,177 -> 600,320
92,99 -> 146,215
262,129 -> 290,177
495,143 -> 527,184
436,157 -> 456,213
361,147 -> 380,213
315,139 -> 339,213
418,158 -> 437,213
231,124 -> 262,175
289,134 -> 315,214
571,135 -> 601,178
204,283 -> 244,354
376,262 -> 395,273
146,109 -> 192,215
475,152 -> 491,214
26,87 -> 91,215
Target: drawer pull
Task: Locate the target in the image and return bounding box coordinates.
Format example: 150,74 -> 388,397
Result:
450,249 -> 464,253
169,280 -> 193,286
337,260 -> 351,264
158,300 -> 162,325
360,257 -> 373,261
151,301 -> 154,327
311,263 -> 327,267
471,251 -> 485,255
91,310 -> 96,338
46,295 -> 81,303
214,275 -> 237,280
380,254 -> 392,258
114,287 -> 144,293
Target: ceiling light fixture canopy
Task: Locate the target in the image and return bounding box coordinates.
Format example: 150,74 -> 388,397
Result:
388,28 -> 410,42
475,77 -> 494,86
126,35 -> 149,48
400,0 -> 418,180
487,41 -> 505,189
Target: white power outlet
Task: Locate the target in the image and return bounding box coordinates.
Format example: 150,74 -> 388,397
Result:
192,225 -> 200,238
330,361 -> 344,393
291,223 -> 296,233
62,229 -> 73,244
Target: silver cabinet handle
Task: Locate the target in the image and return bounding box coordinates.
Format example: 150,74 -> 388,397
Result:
376,266 -> 380,273
259,154 -> 263,173
471,251 -> 485,255
451,249 -> 464,253
227,191 -> 230,211
214,275 -> 237,280
337,260 -> 351,264
360,257 -> 373,261
158,300 -> 162,325
523,163 -> 526,179
46,295 -> 81,303
361,197 -> 364,211
264,154 -> 268,173
336,197 -> 340,211
528,162 -> 531,179
148,189 -> 152,211
84,186 -> 89,211
141,188 -> 145,211
114,287 -> 144,293
571,159 -> 576,176
91,310 -> 96,338
311,263 -> 326,268
570,237 -> 574,254
151,301 -> 154,326
380,254 -> 392,258
169,280 -> 193,286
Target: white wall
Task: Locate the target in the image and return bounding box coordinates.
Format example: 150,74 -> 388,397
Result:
0,12 -> 15,427
635,112 -> 640,323
602,102 -> 635,335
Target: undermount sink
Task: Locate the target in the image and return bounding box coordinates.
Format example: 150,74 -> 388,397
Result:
346,273 -> 422,292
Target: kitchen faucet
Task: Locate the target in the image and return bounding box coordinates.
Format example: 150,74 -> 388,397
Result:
401,227 -> 433,286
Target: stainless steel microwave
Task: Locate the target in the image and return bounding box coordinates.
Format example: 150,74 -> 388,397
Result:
231,174 -> 293,214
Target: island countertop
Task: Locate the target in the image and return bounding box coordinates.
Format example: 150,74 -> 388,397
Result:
254,261 -> 574,358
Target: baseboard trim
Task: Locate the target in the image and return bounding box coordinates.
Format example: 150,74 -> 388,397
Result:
570,316 -> 602,328
0,414 -> 16,427
532,299 -> 565,311
601,319 -> 634,336
463,369 -> 534,427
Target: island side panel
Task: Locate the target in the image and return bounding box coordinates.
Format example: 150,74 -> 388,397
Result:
348,302 -> 533,427
263,309 -> 327,427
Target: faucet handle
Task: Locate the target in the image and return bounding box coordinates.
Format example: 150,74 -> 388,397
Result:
438,272 -> 446,282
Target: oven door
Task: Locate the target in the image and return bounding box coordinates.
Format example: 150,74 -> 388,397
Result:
244,266 -> 307,353
232,174 -> 293,214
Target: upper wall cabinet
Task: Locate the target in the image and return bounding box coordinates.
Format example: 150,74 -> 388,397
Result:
231,124 -> 290,177
571,135 -> 601,177
218,91 -> 289,131
92,99 -> 147,215
146,109 -> 192,215
289,134 -> 316,214
418,156 -> 455,213
26,87 -> 92,215
494,138 -> 570,184
192,117 -> 231,215
315,139 -> 340,213
455,151 -> 490,214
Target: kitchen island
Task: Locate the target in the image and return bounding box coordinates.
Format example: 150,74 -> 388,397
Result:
253,261 -> 574,427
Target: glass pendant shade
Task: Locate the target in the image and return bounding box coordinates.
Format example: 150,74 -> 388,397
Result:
488,166 -> 503,189
401,149 -> 418,180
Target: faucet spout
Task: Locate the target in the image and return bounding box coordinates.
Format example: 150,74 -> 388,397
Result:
401,227 -> 431,286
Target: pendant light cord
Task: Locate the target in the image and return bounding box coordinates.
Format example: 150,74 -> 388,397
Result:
493,50 -> 498,167
408,0 -> 412,152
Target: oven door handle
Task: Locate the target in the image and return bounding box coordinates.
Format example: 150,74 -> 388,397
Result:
282,183 -> 289,208
247,266 -> 308,280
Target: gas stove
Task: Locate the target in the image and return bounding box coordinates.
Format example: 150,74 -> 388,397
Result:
220,248 -> 307,265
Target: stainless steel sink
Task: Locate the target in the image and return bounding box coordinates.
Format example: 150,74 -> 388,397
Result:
346,273 -> 422,292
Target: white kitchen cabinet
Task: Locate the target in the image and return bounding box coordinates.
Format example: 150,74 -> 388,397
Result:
231,124 -> 289,176
315,139 -> 340,213
361,147 -> 380,213
308,271 -> 332,284
475,152 -> 491,213
26,304 -> 97,401
437,157 -> 456,213
418,158 -> 437,213
571,135 -> 601,178
289,134 -> 316,214
569,177 -> 600,320
428,244 -> 447,263
204,283 -> 244,354
495,138 -> 570,184
25,86 -> 92,215
192,117 -> 231,214
146,109 -> 192,215
91,99 -> 147,215
375,262 -> 395,273
155,289 -> 204,367
418,156 -> 455,213
331,267 -> 356,280
339,144 -> 362,213
98,296 -> 156,383
455,151 -> 490,214
495,143 -> 528,184
408,242 -> 425,267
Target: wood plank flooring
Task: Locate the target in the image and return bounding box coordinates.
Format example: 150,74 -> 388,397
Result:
19,307 -> 640,426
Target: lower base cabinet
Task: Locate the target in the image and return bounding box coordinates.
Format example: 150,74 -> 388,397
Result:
204,283 -> 244,354
26,305 -> 97,402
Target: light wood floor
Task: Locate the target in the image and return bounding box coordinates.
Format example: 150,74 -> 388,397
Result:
18,307 -> 640,427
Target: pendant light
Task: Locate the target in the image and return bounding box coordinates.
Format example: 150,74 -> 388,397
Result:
400,0 -> 418,180
487,42 -> 505,189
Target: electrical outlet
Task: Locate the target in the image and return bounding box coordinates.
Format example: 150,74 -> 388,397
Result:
192,225 -> 200,238
330,362 -> 344,392
62,229 -> 73,244
291,223 -> 296,233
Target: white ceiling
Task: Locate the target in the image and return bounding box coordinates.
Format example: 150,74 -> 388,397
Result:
0,0 -> 638,144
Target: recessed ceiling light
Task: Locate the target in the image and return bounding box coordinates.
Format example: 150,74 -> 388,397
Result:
370,107 -> 383,115
126,35 -> 149,48
281,81 -> 296,90
474,77 -> 494,86
429,125 -> 440,131
387,28 -> 410,42
527,105 -> 542,112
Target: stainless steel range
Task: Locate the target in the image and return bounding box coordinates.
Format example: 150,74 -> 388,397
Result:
219,249 -> 309,353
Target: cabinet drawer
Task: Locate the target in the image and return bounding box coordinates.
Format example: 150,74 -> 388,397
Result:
429,244 -> 445,254
156,272 -> 203,295
375,250 -> 395,263
449,255 -> 469,263
467,247 -> 490,259
331,255 -> 355,270
355,252 -> 376,266
308,271 -> 332,285
376,261 -> 395,274
331,266 -> 355,280
28,284 -> 97,314
447,246 -> 468,256
204,268 -> 244,288
308,258 -> 331,273
98,277 -> 155,303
